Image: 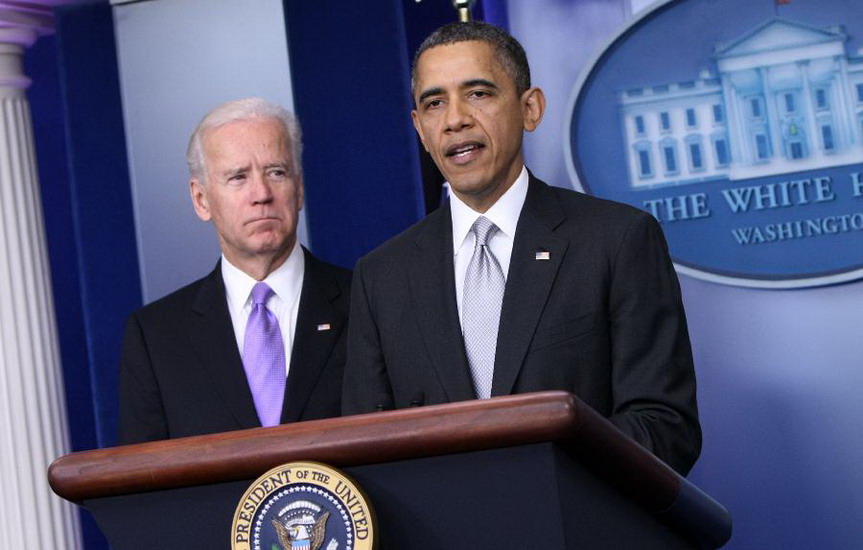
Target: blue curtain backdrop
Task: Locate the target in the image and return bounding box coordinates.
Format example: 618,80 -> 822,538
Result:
28,3 -> 140,547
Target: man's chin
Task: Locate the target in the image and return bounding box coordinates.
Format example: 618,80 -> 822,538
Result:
233,236 -> 285,257
448,179 -> 497,199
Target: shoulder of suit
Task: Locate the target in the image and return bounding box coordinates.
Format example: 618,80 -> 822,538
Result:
526,175 -> 651,229
358,206 -> 446,264
534,177 -> 648,221
132,264 -> 224,319
302,247 -> 352,287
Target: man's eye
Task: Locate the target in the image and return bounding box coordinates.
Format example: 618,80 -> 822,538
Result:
268,169 -> 289,179
227,174 -> 246,184
425,99 -> 443,110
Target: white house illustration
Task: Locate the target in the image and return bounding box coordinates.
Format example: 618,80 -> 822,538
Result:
619,18 -> 863,189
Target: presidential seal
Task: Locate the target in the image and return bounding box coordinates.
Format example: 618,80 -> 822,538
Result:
232,461 -> 376,550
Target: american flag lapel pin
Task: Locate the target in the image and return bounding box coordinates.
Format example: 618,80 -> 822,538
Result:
535,250 -> 551,261
317,323 -> 331,331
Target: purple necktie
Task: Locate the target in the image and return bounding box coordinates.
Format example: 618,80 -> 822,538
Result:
243,282 -> 286,427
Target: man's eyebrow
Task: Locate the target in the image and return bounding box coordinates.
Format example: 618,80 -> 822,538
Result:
417,86 -> 445,105
265,162 -> 292,172
221,166 -> 249,178
463,78 -> 498,90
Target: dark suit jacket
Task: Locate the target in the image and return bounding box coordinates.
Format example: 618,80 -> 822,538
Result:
118,248 -> 351,444
342,175 -> 700,475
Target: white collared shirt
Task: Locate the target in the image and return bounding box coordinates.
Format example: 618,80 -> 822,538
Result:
222,240 -> 305,376
451,166 -> 529,323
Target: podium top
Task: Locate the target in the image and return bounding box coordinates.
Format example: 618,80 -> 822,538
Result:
48,391 -> 731,547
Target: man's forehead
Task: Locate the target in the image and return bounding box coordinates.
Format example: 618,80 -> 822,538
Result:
416,41 -> 508,82
205,117 -> 284,140
417,40 -> 494,65
204,120 -> 288,154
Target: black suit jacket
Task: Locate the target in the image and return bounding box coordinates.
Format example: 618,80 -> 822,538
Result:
342,175 -> 700,475
118,248 -> 351,444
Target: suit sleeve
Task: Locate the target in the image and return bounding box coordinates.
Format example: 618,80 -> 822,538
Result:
606,212 -> 701,475
341,256 -> 395,415
117,313 -> 169,444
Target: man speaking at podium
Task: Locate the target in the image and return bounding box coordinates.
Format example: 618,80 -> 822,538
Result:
342,22 -> 701,475
118,98 -> 351,444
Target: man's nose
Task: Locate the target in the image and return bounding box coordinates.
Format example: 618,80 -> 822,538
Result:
249,172 -> 274,204
444,99 -> 472,132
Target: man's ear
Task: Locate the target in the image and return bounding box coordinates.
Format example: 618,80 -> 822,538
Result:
297,177 -> 305,211
189,178 -> 211,221
521,86 -> 546,132
411,110 -> 430,152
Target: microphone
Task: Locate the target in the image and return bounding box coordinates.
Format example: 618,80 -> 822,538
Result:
452,0 -> 476,22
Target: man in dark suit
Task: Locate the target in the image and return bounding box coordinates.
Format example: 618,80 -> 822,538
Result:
342,22 -> 700,475
119,98 -> 350,444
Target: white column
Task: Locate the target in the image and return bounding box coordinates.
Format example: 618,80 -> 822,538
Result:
721,73 -> 747,165
797,61 -> 820,156
0,21 -> 82,550
759,67 -> 784,160
835,56 -> 860,146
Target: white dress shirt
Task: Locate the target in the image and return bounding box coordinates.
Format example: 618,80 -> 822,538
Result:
451,166 -> 529,324
221,240 -> 305,376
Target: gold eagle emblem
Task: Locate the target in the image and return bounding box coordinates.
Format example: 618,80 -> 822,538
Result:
272,510 -> 329,550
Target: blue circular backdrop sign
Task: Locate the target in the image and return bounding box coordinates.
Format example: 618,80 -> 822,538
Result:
566,0 -> 863,288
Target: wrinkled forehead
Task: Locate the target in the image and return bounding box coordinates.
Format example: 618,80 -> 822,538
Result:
202,118 -> 292,162
203,116 -> 287,146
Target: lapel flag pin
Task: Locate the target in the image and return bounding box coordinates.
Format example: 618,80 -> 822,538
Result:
535,250 -> 551,261
317,323 -> 331,331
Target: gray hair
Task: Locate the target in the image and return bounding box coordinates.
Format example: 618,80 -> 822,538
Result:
186,97 -> 303,182
411,21 -> 531,100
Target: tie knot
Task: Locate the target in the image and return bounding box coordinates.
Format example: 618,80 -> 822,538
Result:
250,282 -> 275,306
471,216 -> 499,246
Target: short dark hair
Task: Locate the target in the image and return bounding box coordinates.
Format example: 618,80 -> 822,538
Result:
411,21 -> 531,98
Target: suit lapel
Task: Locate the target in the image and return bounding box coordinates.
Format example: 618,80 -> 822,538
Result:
409,207 -> 477,402
492,177 -> 569,396
283,250 -> 344,422
188,263 -> 261,430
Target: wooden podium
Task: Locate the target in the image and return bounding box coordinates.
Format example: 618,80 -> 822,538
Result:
49,391 -> 731,549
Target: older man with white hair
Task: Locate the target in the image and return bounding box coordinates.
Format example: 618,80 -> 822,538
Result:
119,98 -> 351,443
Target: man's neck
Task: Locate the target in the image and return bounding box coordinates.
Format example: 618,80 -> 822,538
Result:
455,183 -> 513,213
225,243 -> 295,281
